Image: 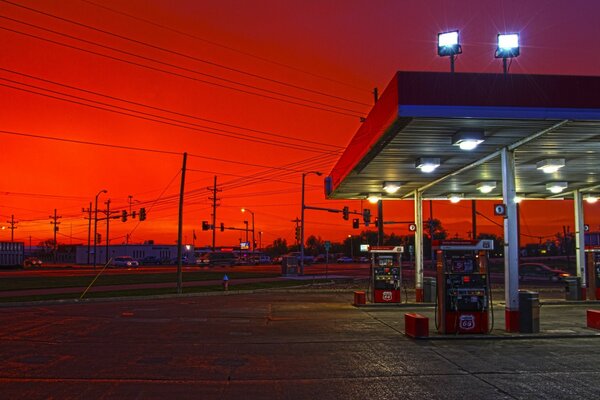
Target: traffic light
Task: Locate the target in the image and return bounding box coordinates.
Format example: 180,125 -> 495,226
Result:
374,218 -> 379,228
295,226 -> 301,242
352,218 -> 360,229
342,206 -> 349,220
220,222 -> 225,232
96,233 -> 101,244
202,221 -> 210,231
363,208 -> 371,227
139,207 -> 146,221
132,210 -> 137,219
121,210 -> 128,222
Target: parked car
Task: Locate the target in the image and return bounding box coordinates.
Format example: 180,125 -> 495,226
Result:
141,256 -> 161,265
271,256 -> 283,265
196,252 -> 236,267
23,257 -> 43,267
112,256 -> 139,267
336,256 -> 354,263
519,263 -> 570,282
251,255 -> 272,265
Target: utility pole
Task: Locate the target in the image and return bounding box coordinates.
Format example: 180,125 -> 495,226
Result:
105,199 -> 111,264
208,175 -> 221,251
7,215 -> 17,242
291,218 -> 301,246
49,209 -> 61,263
377,199 -> 384,245
176,152 -> 187,294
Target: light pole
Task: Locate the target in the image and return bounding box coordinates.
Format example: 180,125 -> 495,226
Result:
241,208 -> 255,252
93,189 -> 107,269
243,220 -> 249,246
300,171 -> 322,275
348,234 -> 354,258
259,231 -> 263,251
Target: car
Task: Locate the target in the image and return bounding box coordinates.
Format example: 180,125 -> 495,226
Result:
358,256 -> 370,263
23,257 -> 43,267
336,256 -> 354,263
112,256 -> 140,267
519,263 -> 570,282
196,252 -> 236,267
140,256 -> 161,265
251,255 -> 271,265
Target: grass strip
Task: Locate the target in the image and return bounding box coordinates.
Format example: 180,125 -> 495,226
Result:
0,280 -> 333,303
0,271 -> 278,291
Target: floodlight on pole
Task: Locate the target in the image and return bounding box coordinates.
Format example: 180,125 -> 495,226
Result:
495,33 -> 520,75
437,30 -> 462,73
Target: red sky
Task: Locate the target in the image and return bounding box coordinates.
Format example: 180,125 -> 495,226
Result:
0,0 -> 598,248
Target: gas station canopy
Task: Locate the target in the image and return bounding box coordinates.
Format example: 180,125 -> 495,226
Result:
326,71 -> 600,201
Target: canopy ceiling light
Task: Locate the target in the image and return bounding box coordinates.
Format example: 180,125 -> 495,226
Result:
476,181 -> 497,194
382,181 -> 402,194
437,30 -> 462,73
585,194 -> 598,204
495,33 -> 520,74
448,193 -> 463,203
536,158 -> 565,174
452,129 -> 485,150
367,193 -> 381,204
415,157 -> 440,173
546,182 -> 568,194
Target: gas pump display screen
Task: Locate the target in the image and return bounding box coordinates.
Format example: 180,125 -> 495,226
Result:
373,267 -> 399,290
448,256 -> 474,273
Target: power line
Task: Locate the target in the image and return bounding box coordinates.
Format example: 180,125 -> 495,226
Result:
0,18 -> 365,118
0,67 -> 344,151
78,0 -> 370,94
2,0 -> 370,107
0,129 -> 312,172
0,78 -> 340,154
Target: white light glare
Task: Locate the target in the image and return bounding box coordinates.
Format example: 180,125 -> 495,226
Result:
498,34 -> 519,50
458,140 -> 483,150
382,182 -> 401,194
585,195 -> 598,204
439,31 -> 458,47
536,159 -> 565,174
546,182 -> 568,194
448,194 -> 463,203
416,158 -> 440,173
514,195 -> 524,204
477,181 -> 497,194
367,194 -> 381,204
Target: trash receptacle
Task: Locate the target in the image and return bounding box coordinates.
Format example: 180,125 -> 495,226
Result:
423,277 -> 437,303
564,276 -> 582,301
519,290 -> 540,333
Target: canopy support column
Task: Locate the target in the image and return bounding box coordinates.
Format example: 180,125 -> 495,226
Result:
574,189 -> 587,298
414,190 -> 424,302
501,148 -> 520,332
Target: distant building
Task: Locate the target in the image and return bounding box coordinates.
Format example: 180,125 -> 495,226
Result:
75,243 -> 195,265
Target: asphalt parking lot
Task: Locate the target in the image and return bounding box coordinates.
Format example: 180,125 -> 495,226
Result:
1,290 -> 600,399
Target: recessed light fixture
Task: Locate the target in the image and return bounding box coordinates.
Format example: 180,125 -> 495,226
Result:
546,182 -> 568,194
416,158 -> 440,173
367,193 -> 381,204
382,181 -> 402,194
536,159 -> 565,174
476,181 -> 497,194
448,193 -> 463,203
585,194 -> 598,204
452,129 -> 485,151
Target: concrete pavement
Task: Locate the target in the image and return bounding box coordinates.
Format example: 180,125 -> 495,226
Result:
1,290 -> 599,399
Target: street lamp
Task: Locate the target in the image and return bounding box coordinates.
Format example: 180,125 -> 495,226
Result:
241,208 -> 255,252
93,189 -> 107,269
300,171 -> 322,275
348,234 -> 354,258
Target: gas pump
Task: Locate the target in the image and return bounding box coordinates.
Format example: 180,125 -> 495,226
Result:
435,239 -> 493,334
585,247 -> 600,300
369,246 -> 403,303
